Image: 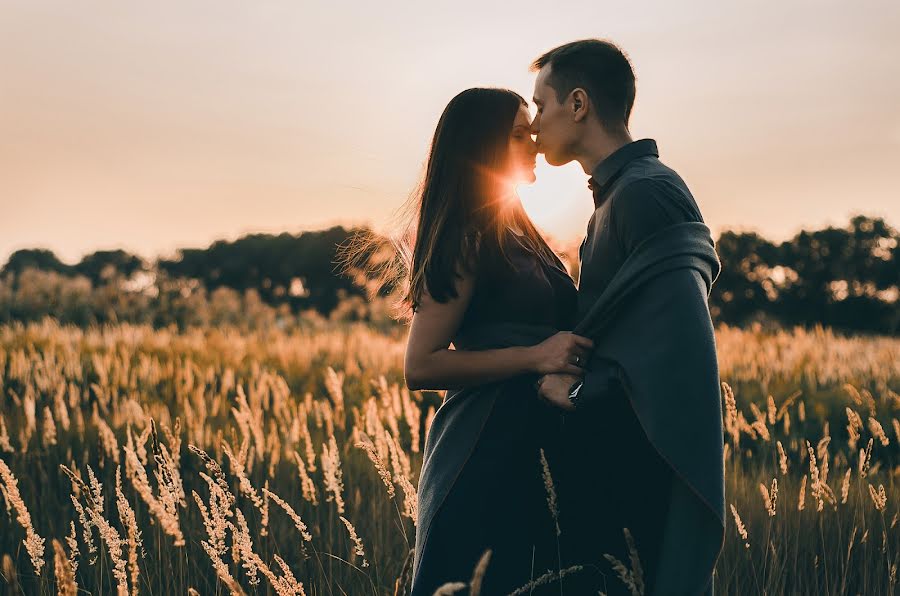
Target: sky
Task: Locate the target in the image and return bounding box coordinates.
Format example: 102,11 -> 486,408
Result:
2,1 -> 899,264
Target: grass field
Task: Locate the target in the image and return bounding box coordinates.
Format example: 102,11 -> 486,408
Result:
0,319 -> 897,595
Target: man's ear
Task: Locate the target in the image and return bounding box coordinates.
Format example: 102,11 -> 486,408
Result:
571,88 -> 589,123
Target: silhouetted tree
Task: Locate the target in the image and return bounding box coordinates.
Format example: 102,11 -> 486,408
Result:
774,216 -> 898,333
709,231 -> 779,324
1,249 -> 70,278
708,215 -> 899,333
157,227 -> 364,314
74,249 -> 146,285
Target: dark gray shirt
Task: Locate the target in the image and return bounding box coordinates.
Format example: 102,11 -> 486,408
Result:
576,138 -> 704,406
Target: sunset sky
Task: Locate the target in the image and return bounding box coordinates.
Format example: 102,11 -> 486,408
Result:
2,1 -> 899,264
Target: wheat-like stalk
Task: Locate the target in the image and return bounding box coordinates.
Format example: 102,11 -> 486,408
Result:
797,475 -> 807,511
806,440 -> 824,512
64,465 -> 130,595
320,434 -> 345,514
858,438 -> 874,478
41,406 -> 57,447
115,467 -> 142,596
0,415 -> 14,453
355,432 -> 395,498
52,538 -> 78,596
539,448 -> 560,536
64,521 -> 79,577
0,458 -> 45,575
868,417 -> 890,447
264,487 -> 313,543
760,478 -> 778,516
468,548 -> 491,596
722,382 -> 739,446
777,441 -> 789,475
868,484 -> 887,511
339,515 -> 369,567
432,582 -> 467,595
123,438 -> 185,545
272,553 -> 307,595
623,527 -> 645,595
846,407 -> 863,450
291,451 -> 319,505
507,565 -> 585,596
730,503 -> 750,548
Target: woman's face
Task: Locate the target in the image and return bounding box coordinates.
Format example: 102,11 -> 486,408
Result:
507,104 -> 538,184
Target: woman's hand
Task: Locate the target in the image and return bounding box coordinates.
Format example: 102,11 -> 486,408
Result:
528,331 -> 594,376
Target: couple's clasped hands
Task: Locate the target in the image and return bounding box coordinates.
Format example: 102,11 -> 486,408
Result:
528,331 -> 594,411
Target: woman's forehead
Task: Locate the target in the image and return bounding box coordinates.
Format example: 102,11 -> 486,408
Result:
513,105 -> 532,126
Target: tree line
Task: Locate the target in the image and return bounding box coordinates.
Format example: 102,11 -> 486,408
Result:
2,215 -> 897,334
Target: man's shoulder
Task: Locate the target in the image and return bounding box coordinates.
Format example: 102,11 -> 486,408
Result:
608,174 -> 670,218
610,159 -> 702,222
612,157 -> 687,196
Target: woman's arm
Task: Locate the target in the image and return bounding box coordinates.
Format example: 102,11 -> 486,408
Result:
404,269 -> 593,391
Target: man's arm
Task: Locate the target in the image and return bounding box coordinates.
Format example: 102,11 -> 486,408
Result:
537,357 -> 623,411
568,356 -> 624,410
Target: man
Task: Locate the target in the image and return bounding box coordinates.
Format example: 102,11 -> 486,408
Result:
531,40 -> 725,595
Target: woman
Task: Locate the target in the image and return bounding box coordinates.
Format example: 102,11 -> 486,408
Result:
399,88 -> 593,595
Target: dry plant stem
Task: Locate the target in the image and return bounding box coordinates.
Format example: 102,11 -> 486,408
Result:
318,552 -> 378,596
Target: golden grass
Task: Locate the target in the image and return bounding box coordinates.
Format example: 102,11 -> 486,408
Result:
0,318 -> 897,594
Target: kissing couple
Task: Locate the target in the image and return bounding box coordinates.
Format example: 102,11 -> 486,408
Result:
401,39 -> 726,595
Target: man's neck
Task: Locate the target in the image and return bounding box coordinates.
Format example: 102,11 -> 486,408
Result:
577,129 -> 634,176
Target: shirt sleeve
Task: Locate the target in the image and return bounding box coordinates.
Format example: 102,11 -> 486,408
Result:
611,178 -> 683,256
573,356 -> 624,411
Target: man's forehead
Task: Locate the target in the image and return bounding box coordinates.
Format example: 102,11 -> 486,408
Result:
532,66 -> 551,99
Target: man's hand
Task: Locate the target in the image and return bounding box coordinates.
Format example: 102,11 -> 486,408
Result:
537,373 -> 581,411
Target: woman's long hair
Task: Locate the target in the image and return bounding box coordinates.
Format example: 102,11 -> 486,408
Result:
341,88 -> 560,319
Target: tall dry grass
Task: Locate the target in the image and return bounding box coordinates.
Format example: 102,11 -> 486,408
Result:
0,318 -> 897,594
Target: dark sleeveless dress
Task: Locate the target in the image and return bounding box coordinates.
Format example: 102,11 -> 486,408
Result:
410,229 -> 578,596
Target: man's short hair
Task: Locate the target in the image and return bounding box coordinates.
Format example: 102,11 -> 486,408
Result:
532,39 -> 636,131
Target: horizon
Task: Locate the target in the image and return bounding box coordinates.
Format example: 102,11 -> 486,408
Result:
2,1 -> 899,264
0,207 -> 893,268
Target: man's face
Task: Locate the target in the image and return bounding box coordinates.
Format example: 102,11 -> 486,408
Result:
531,65 -> 577,166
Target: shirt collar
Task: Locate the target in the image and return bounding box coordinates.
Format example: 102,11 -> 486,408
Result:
587,138 -> 659,208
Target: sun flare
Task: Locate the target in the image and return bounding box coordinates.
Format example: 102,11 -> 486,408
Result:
515,156 -> 595,244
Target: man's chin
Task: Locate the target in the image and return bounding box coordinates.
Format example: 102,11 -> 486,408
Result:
543,151 -> 570,167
